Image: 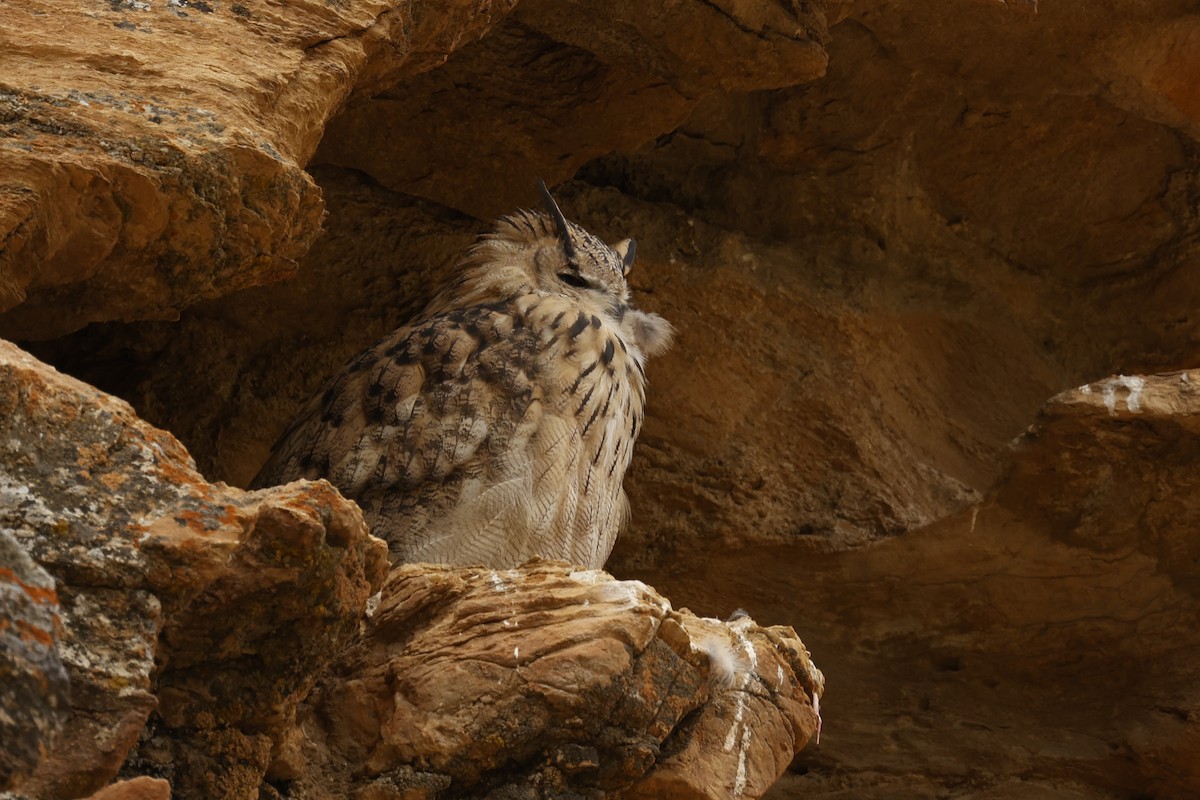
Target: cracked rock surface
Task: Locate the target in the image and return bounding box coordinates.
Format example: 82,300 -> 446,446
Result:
0,339 -> 823,799
275,560 -> 821,800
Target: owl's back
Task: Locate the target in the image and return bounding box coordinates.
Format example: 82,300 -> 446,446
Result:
252,295 -> 639,568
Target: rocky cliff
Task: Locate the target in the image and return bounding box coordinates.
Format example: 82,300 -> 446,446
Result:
4,0 -> 1200,797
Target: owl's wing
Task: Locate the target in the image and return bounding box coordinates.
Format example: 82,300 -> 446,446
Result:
251,306 -> 544,546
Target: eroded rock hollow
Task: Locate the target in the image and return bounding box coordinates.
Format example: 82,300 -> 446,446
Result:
4,0 -> 1200,797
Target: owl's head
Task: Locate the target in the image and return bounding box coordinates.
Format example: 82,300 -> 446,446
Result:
527,179 -> 636,303
448,181 -> 674,358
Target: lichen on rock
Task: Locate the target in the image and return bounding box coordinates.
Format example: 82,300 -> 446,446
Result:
0,529 -> 70,794
0,340 -> 388,798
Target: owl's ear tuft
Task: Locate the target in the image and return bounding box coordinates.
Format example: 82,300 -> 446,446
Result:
613,238 -> 637,275
537,178 -> 576,261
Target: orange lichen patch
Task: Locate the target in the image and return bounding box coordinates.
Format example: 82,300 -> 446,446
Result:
281,480 -> 344,511
140,427 -> 196,461
0,567 -> 60,606
171,510 -> 205,531
219,504 -> 240,527
170,504 -> 240,535
13,618 -> 57,647
16,380 -> 58,421
76,442 -> 112,471
149,454 -> 201,489
97,471 -> 128,491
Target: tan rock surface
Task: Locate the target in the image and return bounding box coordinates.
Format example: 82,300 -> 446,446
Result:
275,560 -> 821,799
84,777 -> 171,800
0,0 -> 514,340
313,0 -> 831,218
626,615 -> 823,800
0,340 -> 387,798
630,371 -> 1200,798
586,0 -> 1200,376
515,0 -> 833,95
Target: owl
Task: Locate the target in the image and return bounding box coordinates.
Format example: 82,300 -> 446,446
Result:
250,182 -> 673,570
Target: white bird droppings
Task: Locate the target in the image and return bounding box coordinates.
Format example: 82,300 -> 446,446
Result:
723,627 -> 759,799
732,723 -> 753,798
1101,375 -> 1145,415
813,691 -> 822,744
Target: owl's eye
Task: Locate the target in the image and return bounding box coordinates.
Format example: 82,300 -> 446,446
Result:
557,272 -> 591,289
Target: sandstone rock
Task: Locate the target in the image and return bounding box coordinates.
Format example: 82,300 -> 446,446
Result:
0,530 -> 70,793
584,1 -> 1200,376
0,339 -> 388,798
997,372 -> 1200,563
515,0 -> 831,94
314,0 -> 831,218
314,19 -> 695,220
11,1 -> 1200,798
0,0 -> 514,340
626,615 -> 823,800
275,560 -> 822,799
633,370 -> 1200,798
83,777 -> 171,800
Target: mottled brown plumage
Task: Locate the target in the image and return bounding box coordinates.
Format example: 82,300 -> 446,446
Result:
251,185 -> 673,569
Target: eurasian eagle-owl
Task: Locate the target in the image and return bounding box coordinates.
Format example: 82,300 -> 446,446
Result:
251,183 -> 673,569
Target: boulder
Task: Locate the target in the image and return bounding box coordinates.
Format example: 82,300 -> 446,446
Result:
0,0 -> 515,339
0,339 -> 388,798
274,560 -> 823,799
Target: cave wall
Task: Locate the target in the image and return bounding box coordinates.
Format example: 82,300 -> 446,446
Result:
6,0 -> 1200,797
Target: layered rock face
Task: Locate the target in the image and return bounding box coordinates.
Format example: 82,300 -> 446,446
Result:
0,0 -> 515,340
6,0 -> 1200,798
637,371 -> 1200,798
